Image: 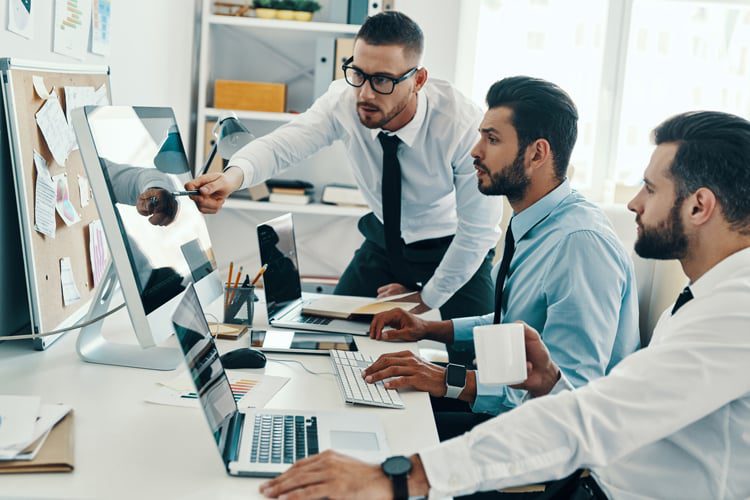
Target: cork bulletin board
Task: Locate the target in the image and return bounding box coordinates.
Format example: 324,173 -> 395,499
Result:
1,59 -> 111,349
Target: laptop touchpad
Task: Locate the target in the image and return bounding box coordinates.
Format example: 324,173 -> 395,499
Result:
329,430 -> 380,451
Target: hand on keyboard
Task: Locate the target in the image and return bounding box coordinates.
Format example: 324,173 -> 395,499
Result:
362,350 -> 449,398
330,350 -> 404,408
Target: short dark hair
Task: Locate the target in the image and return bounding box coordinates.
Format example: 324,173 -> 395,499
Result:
654,111 -> 750,234
355,11 -> 424,62
485,76 -> 578,180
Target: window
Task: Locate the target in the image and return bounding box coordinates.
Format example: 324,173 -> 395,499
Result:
461,0 -> 750,202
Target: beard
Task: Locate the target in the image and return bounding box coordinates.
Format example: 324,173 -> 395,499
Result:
634,198 -> 688,260
476,148 -> 530,201
356,96 -> 410,129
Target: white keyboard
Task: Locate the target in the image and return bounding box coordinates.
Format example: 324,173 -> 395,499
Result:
329,350 -> 405,409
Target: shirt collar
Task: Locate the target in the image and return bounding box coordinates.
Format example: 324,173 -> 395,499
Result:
369,90 -> 427,148
688,246 -> 750,299
510,179 -> 572,242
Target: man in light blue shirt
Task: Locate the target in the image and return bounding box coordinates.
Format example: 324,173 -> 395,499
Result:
364,76 -> 640,439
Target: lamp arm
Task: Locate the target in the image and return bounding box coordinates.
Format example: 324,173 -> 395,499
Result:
198,142 -> 218,177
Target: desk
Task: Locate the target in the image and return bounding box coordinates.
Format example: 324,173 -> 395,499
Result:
0,297 -> 439,499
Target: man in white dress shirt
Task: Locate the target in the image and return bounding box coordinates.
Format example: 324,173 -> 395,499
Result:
258,110 -> 750,500
187,12 -> 502,352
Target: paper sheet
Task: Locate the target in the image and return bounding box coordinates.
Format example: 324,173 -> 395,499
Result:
33,151 -> 57,238
36,96 -> 76,166
0,395 -> 41,449
147,371 -> 289,410
64,86 -> 95,124
0,404 -> 71,460
52,173 -> 81,226
60,257 -> 81,306
78,175 -> 90,207
88,219 -> 108,287
32,75 -> 51,100
91,0 -> 111,56
53,0 -> 92,60
94,83 -> 109,105
7,0 -> 34,39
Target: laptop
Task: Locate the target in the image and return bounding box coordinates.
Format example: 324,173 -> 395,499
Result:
171,284 -> 389,477
257,213 -> 372,336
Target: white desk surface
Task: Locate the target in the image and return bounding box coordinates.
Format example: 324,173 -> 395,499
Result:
0,297 -> 439,499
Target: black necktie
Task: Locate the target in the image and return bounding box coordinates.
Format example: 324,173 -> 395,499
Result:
493,222 -> 515,324
378,132 -> 419,289
671,286 -> 693,315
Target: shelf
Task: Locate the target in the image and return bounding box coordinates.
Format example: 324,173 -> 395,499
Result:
204,107 -> 297,122
208,15 -> 360,35
223,199 -> 369,217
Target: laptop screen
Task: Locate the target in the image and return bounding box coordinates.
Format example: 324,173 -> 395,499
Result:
172,285 -> 237,452
257,214 -> 303,319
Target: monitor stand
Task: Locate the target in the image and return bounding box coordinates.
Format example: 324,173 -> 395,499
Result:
76,263 -> 181,370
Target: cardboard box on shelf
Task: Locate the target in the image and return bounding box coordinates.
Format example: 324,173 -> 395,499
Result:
214,80 -> 287,113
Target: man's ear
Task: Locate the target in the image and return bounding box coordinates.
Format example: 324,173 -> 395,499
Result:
414,67 -> 428,92
527,139 -> 551,173
686,187 -> 718,227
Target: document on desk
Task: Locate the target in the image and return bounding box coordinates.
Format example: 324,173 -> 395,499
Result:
0,403 -> 72,461
146,370 -> 289,410
301,291 -> 420,319
0,396 -> 40,450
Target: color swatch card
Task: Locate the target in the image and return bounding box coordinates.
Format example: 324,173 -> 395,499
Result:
88,219 -> 108,287
146,370 -> 289,410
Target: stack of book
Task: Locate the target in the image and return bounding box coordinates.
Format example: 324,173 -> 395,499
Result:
266,179 -> 314,205
321,183 -> 367,207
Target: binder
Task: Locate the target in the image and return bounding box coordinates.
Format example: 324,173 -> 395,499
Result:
314,38 -> 336,99
0,411 -> 74,474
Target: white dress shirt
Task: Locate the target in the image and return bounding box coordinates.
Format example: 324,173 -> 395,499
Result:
420,247 -> 750,499
229,79 -> 502,308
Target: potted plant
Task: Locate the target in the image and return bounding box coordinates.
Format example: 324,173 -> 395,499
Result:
253,0 -> 276,19
293,0 -> 320,21
274,0 -> 298,20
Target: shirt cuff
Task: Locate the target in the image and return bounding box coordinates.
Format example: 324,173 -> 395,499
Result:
420,437 -> 483,499
547,371 -> 575,396
226,159 -> 252,189
420,281 -> 448,310
452,317 -> 480,345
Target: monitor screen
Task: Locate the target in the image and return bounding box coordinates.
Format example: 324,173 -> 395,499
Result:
257,214 -> 302,318
84,107 -> 217,315
172,285 -> 237,451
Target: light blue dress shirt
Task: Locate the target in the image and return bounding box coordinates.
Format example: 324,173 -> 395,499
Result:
452,180 -> 640,415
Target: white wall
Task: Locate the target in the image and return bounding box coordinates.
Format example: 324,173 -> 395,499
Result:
0,0 -> 197,138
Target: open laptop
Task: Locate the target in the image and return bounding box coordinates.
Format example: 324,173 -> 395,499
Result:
257,214 -> 372,336
171,284 -> 389,477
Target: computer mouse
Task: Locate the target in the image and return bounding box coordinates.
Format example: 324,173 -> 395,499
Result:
220,348 -> 267,369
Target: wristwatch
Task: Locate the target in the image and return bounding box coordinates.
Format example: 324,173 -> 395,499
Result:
381,455 -> 413,500
444,363 -> 467,399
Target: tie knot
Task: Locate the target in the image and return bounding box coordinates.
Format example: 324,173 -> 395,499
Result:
378,132 -> 401,150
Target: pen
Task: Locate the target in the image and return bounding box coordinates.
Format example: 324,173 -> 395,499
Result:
228,266 -> 244,305
225,262 -> 234,307
171,190 -> 199,197
250,264 -> 268,286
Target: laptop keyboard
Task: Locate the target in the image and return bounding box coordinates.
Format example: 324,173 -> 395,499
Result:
330,350 -> 404,409
293,314 -> 333,325
249,414 -> 319,464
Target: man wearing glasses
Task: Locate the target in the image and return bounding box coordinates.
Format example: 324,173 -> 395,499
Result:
188,12 -> 502,341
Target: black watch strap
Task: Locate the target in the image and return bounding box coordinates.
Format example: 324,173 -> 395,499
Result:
382,455 -> 412,500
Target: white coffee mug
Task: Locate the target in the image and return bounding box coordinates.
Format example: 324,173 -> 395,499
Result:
472,323 -> 527,385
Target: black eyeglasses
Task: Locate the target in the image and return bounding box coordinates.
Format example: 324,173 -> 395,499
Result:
341,57 -> 418,95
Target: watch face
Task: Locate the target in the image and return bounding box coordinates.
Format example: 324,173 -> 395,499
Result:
383,455 -> 412,476
446,364 -> 466,386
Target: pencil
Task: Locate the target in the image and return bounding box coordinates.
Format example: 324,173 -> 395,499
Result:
250,264 -> 268,286
225,262 -> 234,307
229,266 -> 243,305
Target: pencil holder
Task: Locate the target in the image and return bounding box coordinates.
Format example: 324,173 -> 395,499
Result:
223,285 -> 255,325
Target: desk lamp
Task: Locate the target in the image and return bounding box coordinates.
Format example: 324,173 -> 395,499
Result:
199,114 -> 255,176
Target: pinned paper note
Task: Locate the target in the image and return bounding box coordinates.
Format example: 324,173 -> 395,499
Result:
36,96 -> 76,166
33,151 -> 57,238
52,173 -> 81,226
88,219 -> 108,287
94,83 -> 109,105
53,0 -> 92,60
32,76 -> 52,100
64,86 -> 95,124
60,257 -> 81,306
78,175 -> 90,207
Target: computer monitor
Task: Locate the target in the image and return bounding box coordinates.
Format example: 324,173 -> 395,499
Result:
72,106 -> 223,367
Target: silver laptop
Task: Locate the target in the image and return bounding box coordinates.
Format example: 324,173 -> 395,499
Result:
257,213 -> 371,336
172,284 -> 389,477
